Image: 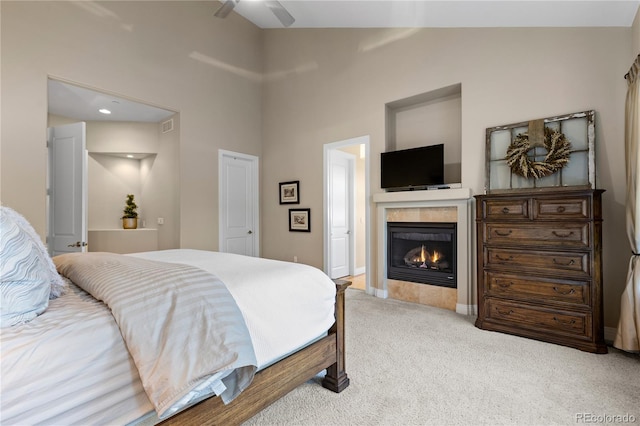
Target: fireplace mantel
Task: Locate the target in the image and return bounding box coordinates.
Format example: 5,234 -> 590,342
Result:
373,187 -> 476,315
372,187 -> 472,204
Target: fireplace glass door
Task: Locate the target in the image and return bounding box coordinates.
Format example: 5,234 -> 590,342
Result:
387,222 -> 456,288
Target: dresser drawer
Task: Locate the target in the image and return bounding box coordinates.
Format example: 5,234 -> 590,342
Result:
485,272 -> 590,306
533,196 -> 589,220
485,247 -> 589,277
483,222 -> 590,248
481,198 -> 530,220
485,299 -> 591,338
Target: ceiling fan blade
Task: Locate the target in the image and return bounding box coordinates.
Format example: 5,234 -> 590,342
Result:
265,1 -> 295,27
214,0 -> 237,18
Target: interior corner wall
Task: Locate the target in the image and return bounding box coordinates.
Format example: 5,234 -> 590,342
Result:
633,7 -> 640,57
1,1 -> 263,251
261,27 -> 631,328
144,114 -> 181,250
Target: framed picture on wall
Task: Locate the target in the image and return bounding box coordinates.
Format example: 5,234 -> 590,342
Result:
289,208 -> 310,232
484,110 -> 596,193
279,181 -> 300,204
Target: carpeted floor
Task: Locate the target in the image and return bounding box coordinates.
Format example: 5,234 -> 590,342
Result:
244,289 -> 640,425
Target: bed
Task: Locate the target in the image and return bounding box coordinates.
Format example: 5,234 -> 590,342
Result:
0,206 -> 349,425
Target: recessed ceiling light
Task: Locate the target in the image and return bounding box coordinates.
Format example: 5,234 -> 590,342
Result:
126,154 -> 134,158
98,108 -> 111,114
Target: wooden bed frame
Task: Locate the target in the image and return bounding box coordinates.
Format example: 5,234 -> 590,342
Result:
160,280 -> 351,425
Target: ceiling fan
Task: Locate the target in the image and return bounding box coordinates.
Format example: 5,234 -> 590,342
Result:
214,0 -> 295,28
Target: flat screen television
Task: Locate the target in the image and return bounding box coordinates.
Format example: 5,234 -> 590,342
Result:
381,144 -> 444,190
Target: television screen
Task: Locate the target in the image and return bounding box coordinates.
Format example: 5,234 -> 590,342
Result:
381,144 -> 444,190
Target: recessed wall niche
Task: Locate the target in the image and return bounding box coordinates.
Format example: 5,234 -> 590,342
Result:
47,79 -> 180,250
385,83 -> 462,185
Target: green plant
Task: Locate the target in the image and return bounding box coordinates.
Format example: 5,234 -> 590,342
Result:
122,194 -> 138,219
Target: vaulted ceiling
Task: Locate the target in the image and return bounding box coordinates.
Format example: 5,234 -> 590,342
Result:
228,0 -> 639,29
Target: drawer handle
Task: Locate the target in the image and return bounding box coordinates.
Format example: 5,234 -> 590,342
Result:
552,231 -> 574,238
496,308 -> 514,316
496,280 -> 512,288
495,254 -> 514,262
557,206 -> 566,213
552,287 -> 576,295
494,230 -> 513,237
553,317 -> 576,327
552,258 -> 576,266
501,207 -> 510,214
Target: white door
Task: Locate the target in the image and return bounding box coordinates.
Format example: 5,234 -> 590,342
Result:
47,122 -> 88,256
219,150 -> 259,256
329,150 -> 353,279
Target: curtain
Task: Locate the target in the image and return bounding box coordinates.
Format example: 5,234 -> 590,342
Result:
614,54 -> 640,353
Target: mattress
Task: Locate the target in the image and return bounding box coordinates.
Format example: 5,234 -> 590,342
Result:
0,249 -> 336,425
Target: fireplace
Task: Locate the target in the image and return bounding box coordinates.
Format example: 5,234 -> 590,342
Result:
387,222 -> 457,288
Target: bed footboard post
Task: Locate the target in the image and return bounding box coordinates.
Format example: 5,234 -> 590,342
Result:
322,280 -> 350,393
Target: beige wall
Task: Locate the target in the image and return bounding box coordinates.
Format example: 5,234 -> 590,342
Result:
393,92 -> 462,184
1,1 -> 263,251
89,154 -> 142,227
86,121 -> 159,154
261,27 -> 631,328
143,114 -> 181,250
633,7 -> 640,56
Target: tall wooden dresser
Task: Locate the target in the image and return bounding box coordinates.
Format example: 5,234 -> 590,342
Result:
474,189 -> 606,353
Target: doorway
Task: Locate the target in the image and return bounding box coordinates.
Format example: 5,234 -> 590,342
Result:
323,136 -> 371,292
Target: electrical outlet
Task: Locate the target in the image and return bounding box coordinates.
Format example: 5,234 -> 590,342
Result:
157,217 -> 164,225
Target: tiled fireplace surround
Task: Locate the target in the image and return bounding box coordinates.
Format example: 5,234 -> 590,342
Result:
373,188 -> 476,315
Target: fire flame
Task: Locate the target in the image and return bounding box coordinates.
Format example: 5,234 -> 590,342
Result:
417,246 -> 442,265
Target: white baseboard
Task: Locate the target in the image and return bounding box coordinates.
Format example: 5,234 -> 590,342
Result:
353,266 -> 366,276
370,288 -> 387,298
456,303 -> 477,316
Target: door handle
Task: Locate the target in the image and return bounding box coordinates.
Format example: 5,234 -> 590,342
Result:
67,241 -> 88,247
247,230 -> 253,234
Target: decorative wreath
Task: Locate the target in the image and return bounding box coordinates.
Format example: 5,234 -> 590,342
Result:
506,127 -> 572,179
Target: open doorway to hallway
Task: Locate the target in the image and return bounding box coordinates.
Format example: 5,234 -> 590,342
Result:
344,274 -> 366,291
323,136 -> 371,293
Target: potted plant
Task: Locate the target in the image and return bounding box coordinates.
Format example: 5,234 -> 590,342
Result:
121,194 -> 139,229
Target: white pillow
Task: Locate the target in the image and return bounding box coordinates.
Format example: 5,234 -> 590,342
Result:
0,206 -> 66,327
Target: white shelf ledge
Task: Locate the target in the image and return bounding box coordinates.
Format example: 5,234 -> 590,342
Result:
373,187 -> 472,204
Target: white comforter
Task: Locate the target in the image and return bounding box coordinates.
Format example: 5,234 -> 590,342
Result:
54,252 -> 257,419
0,249 -> 337,425
131,250 -> 337,369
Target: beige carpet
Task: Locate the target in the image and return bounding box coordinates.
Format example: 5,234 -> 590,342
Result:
244,289 -> 640,425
